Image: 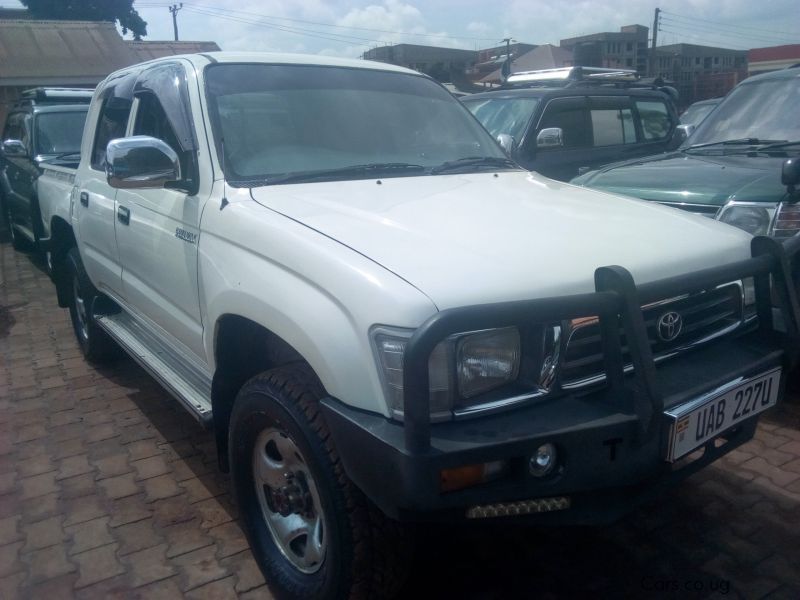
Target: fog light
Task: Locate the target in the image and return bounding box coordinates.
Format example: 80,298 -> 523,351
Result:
529,443 -> 557,477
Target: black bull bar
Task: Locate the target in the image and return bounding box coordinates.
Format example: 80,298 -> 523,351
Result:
401,234 -> 800,454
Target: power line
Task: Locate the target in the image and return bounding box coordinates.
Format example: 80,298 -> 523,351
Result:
659,19 -> 791,47
660,9 -> 796,38
182,6 -> 384,48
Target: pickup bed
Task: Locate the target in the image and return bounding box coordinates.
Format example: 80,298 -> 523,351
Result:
42,52 -> 800,599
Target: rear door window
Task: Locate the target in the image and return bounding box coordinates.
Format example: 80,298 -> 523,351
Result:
588,96 -> 636,147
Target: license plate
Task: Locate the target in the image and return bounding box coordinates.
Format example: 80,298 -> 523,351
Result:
665,367 -> 781,462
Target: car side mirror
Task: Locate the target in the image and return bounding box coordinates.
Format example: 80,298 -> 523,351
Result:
2,139 -> 28,158
782,157 -> 800,196
536,128 -> 563,148
674,123 -> 695,144
106,136 -> 181,190
496,133 -> 515,154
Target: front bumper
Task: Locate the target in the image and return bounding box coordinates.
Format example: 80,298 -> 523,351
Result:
321,235 -> 800,522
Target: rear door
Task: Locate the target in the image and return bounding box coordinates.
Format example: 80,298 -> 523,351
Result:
75,77 -> 134,296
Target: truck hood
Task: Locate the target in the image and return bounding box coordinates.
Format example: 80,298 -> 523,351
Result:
573,152 -> 787,206
249,171 -> 752,309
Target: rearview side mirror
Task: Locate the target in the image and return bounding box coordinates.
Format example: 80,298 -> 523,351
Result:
674,123 -> 695,144
2,139 -> 28,158
782,157 -> 800,195
496,133 -> 515,154
106,136 -> 181,190
536,128 -> 563,148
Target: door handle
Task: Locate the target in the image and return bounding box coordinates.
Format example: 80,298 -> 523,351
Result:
79,191 -> 89,207
117,205 -> 130,225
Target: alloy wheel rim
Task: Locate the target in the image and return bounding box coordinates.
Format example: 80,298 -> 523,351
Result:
252,427 -> 327,574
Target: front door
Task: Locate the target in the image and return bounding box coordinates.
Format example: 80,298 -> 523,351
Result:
114,68 -> 205,359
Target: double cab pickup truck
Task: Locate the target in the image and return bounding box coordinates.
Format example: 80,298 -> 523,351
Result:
38,52 -> 800,599
1,87 -> 92,251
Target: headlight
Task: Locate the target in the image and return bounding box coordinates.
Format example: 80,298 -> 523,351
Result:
372,325 -> 557,421
457,328 -> 520,398
716,202 -> 776,236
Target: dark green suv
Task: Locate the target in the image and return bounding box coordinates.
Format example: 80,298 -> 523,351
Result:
571,66 -> 800,238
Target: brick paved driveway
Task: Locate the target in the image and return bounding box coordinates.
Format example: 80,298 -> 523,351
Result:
1,234 -> 799,599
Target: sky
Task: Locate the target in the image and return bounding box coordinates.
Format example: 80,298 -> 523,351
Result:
3,0 -> 799,55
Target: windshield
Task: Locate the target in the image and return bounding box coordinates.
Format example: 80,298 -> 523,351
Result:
679,102 -> 717,127
462,96 -> 539,142
204,63 -> 508,184
35,111 -> 87,155
687,77 -> 800,146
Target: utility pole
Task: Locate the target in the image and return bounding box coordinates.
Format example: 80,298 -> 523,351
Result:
650,7 -> 660,78
169,3 -> 183,42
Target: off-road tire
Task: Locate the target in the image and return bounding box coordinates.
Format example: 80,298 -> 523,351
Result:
229,364 -> 411,599
66,247 -> 120,363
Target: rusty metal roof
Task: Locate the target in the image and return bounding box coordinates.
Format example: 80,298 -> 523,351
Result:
127,40 -> 220,62
0,19 -> 221,86
0,19 -> 137,85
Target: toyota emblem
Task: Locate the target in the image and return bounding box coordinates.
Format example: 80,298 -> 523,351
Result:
657,311 -> 683,342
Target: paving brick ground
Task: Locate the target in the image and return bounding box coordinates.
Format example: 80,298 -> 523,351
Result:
1,233 -> 799,599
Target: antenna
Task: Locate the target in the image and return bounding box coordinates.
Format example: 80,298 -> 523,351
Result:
220,137 -> 229,211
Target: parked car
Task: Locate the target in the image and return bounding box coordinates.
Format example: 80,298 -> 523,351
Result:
0,87 -> 92,249
42,53 -> 800,599
679,97 -> 721,128
462,67 -> 679,181
572,66 -> 800,237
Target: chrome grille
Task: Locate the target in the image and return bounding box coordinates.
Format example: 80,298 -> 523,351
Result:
562,283 -> 743,387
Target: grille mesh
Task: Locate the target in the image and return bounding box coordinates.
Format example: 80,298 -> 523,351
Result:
562,284 -> 743,386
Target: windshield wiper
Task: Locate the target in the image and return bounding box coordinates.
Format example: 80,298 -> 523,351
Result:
684,138 -> 783,151
756,140 -> 800,151
53,151 -> 81,160
430,156 -> 518,174
256,162 -> 427,186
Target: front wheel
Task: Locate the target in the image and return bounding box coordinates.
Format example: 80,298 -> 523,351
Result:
229,365 -> 410,599
66,247 -> 119,363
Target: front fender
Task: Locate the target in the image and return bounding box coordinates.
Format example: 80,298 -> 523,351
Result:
199,199 -> 437,417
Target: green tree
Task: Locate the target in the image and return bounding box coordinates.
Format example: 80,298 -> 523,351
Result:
20,0 -> 147,39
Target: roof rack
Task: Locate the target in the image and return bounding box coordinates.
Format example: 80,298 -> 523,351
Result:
18,87 -> 94,104
506,66 -> 639,86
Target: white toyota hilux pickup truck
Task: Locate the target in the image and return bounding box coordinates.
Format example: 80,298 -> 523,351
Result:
40,52 -> 800,599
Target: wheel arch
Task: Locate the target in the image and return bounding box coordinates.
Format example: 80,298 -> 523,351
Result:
211,314 -> 313,472
49,216 -> 77,307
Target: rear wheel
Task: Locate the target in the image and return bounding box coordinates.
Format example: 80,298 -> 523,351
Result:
229,364 -> 411,599
66,247 -> 120,363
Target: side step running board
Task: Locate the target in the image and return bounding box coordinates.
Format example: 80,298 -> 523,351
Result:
95,312 -> 213,426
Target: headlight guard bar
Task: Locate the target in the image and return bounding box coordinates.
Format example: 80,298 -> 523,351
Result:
402,234 -> 800,455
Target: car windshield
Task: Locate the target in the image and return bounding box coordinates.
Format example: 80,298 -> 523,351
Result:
204,63 -> 509,185
687,77 -> 800,147
35,111 -> 87,155
462,96 -> 539,143
679,101 -> 717,127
